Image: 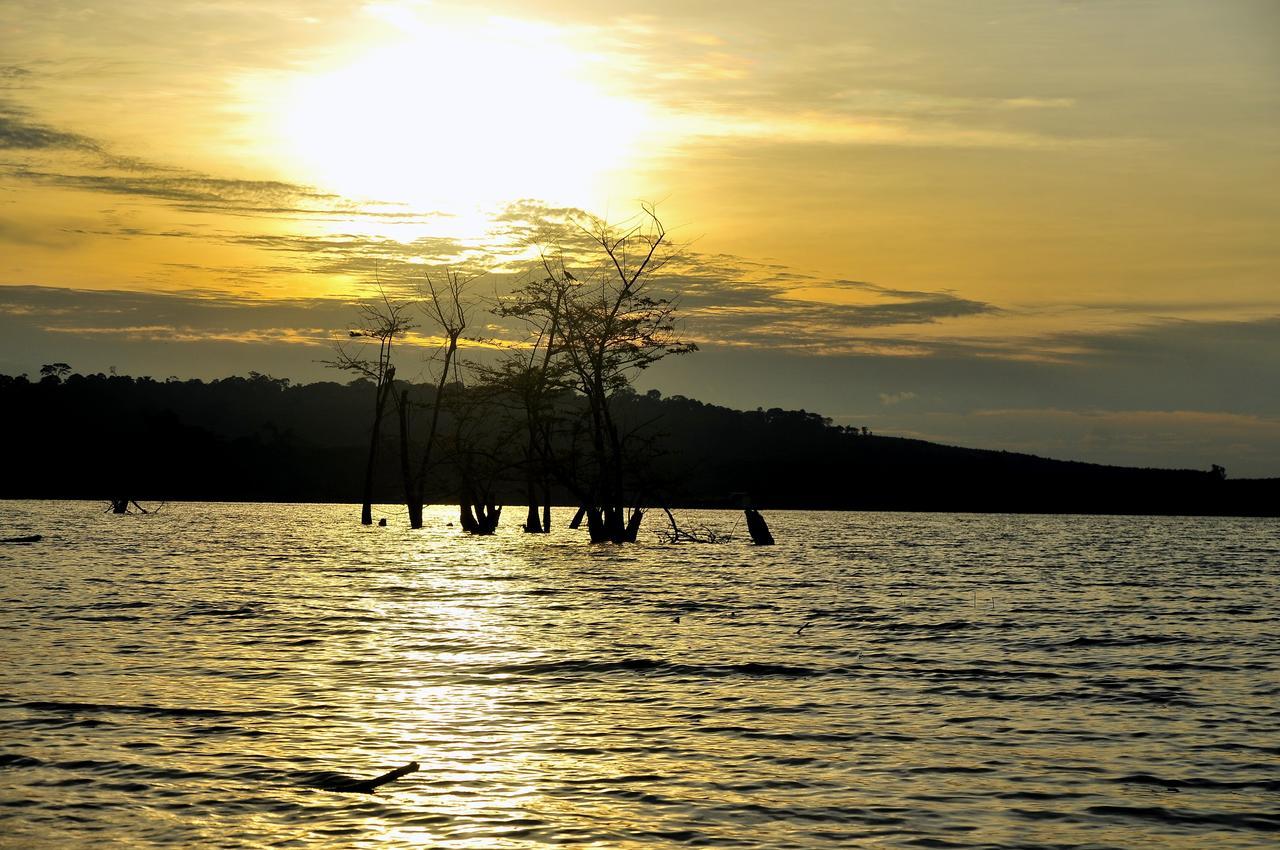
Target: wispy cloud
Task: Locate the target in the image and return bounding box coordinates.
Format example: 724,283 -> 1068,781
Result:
0,99 -> 99,151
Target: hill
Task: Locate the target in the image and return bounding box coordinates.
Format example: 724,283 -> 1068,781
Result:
0,371 -> 1273,516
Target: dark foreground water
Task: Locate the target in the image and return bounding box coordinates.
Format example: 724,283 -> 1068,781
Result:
1,502 -> 1277,849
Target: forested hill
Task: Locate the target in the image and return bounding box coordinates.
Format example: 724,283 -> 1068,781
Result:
1,371 -> 1274,516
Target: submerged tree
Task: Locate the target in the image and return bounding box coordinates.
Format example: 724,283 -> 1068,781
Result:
396,270 -> 470,529
327,293 -> 415,525
494,205 -> 697,543
480,258 -> 572,535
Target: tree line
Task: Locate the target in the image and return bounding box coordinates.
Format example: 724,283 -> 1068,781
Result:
4,366 -> 1270,519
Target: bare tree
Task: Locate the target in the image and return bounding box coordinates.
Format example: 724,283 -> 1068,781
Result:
326,292 -> 415,525
484,255 -> 574,533
494,205 -> 696,543
396,270 -> 469,529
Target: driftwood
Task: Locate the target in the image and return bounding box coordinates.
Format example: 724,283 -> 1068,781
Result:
105,500 -> 161,515
1,534 -> 42,544
656,508 -> 732,544
302,761 -> 420,794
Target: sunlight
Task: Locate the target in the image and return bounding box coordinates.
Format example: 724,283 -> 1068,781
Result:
274,9 -> 652,220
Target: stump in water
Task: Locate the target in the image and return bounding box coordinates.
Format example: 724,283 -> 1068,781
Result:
524,502 -> 543,533
522,484 -> 551,534
624,508 -> 644,543
460,502 -> 501,535
581,506 -> 644,543
744,509 -> 775,545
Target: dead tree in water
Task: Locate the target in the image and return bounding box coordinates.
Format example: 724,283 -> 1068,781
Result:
446,374 -> 507,536
326,291 -> 414,525
106,499 -> 151,515
493,206 -> 696,543
396,271 -> 469,529
483,257 -> 573,534
656,507 -> 732,544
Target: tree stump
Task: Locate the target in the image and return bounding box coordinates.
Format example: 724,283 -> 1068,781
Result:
745,509 -> 775,545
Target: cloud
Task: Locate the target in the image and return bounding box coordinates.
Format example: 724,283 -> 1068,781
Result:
0,71 -> 422,220
879,391 -> 917,406
2,285 -> 1277,475
0,100 -> 98,151
6,164 -> 355,214
648,263 -> 996,352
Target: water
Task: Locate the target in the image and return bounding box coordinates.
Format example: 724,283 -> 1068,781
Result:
1,502 -> 1277,849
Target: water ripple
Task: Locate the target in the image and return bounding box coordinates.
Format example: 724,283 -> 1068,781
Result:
0,502 -> 1276,849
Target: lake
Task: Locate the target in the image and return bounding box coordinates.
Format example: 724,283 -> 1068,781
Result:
1,501 -> 1277,848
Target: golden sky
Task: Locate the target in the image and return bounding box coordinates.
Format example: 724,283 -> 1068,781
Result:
2,1 -> 1278,474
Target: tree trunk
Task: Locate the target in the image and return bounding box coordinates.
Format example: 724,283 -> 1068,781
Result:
523,474 -> 542,533
397,389 -> 424,529
478,503 -> 501,535
604,506 -> 627,543
360,375 -> 392,526
524,501 -> 542,533
459,503 -> 478,533
623,508 -> 644,543
585,507 -> 606,542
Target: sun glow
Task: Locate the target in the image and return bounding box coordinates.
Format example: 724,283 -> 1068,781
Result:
273,10 -> 652,217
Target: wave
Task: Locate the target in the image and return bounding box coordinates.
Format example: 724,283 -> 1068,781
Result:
1052,633 -> 1196,648
176,603 -> 260,618
1112,773 -> 1280,793
0,752 -> 45,768
477,657 -> 831,678
1087,804 -> 1280,833
2,699 -> 273,719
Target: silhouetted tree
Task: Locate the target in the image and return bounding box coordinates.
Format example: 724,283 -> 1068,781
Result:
40,363 -> 71,383
326,293 -> 415,525
397,271 -> 469,529
495,206 -> 696,543
482,256 -> 574,533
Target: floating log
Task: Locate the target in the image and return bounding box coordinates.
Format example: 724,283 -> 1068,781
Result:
1,534 -> 42,544
302,760 -> 420,794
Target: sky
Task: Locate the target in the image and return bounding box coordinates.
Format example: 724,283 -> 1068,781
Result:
2,0 -> 1278,476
